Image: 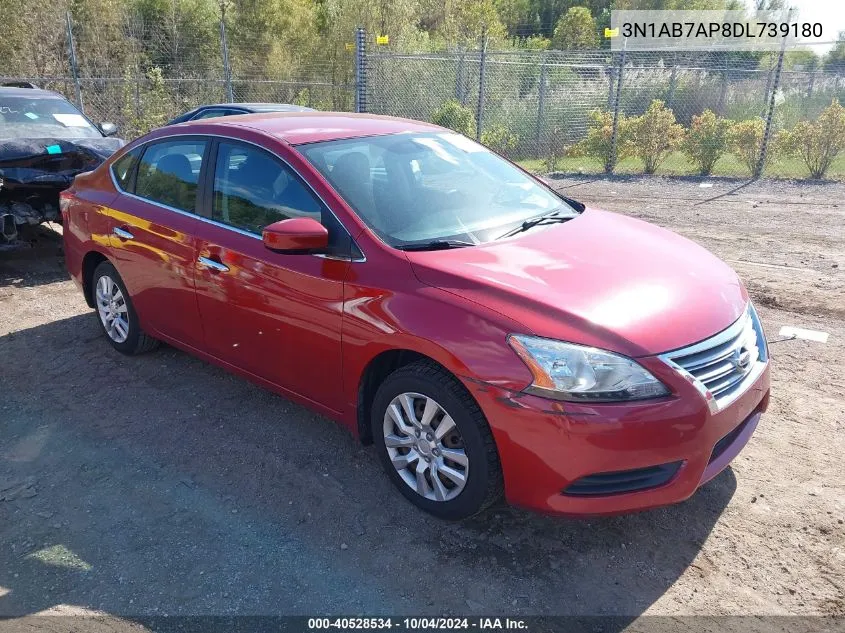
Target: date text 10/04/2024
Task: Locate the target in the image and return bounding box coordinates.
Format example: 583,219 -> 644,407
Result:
307,618 -> 529,630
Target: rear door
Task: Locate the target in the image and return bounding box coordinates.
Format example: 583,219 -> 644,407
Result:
192,138 -> 354,412
108,137 -> 208,349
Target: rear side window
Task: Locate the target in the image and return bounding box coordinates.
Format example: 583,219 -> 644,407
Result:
110,147 -> 141,192
135,140 -> 207,213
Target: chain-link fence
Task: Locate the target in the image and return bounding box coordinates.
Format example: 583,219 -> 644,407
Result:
3,14 -> 844,178
1,11 -> 355,138
367,41 -> 845,176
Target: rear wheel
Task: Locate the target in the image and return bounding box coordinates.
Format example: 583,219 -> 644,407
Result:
92,261 -> 158,355
371,361 -> 503,520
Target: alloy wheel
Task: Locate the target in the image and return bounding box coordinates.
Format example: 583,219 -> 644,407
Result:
382,392 -> 469,502
95,275 -> 130,343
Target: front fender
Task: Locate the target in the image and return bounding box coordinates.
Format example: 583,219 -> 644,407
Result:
341,284 -> 534,416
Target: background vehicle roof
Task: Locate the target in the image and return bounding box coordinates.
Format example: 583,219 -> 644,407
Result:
0,87 -> 64,98
199,103 -> 314,112
182,111 -> 443,145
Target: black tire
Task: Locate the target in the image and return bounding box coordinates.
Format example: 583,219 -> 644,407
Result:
371,360 -> 503,520
92,261 -> 159,355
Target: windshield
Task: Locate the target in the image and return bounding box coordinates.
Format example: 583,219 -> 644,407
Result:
298,132 -> 573,248
0,96 -> 102,140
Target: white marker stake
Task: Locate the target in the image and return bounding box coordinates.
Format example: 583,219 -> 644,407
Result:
778,326 -> 829,343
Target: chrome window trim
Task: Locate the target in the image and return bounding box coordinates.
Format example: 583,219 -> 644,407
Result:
659,303 -> 768,415
107,131 -> 366,262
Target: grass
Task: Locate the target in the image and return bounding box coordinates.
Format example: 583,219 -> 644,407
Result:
517,151 -> 845,180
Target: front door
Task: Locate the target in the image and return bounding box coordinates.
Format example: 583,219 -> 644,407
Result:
193,139 -> 351,412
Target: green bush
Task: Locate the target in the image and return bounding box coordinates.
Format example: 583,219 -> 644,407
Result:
571,109 -> 632,173
121,67 -> 175,137
628,100 -> 685,175
432,99 -> 477,137
779,99 -> 845,179
481,123 -> 519,158
728,118 -> 773,176
682,109 -> 733,176
540,126 -> 567,172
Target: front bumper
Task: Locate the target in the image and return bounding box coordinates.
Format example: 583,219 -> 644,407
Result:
465,355 -> 770,516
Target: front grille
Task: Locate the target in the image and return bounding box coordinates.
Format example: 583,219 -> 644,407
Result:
661,304 -> 767,412
562,461 -> 683,496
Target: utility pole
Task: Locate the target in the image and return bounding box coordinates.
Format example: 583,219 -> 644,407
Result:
220,0 -> 234,103
65,12 -> 83,112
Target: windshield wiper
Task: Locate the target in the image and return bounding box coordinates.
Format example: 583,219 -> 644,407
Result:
396,239 -> 476,251
495,208 -> 573,240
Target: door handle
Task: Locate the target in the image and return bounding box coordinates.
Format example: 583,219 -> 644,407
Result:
198,256 -> 229,273
112,226 -> 134,240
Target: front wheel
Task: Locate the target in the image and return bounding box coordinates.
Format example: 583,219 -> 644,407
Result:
371,361 -> 503,520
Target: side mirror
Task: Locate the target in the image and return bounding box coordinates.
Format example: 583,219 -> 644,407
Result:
262,217 -> 328,253
100,122 -> 118,137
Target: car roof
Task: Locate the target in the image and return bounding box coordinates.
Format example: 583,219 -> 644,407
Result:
0,86 -> 64,98
181,111 -> 443,145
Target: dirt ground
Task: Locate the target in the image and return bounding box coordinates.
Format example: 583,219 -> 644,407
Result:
0,177 -> 843,628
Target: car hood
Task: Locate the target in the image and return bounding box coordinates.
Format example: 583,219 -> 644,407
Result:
406,208 -> 748,357
0,137 -> 124,190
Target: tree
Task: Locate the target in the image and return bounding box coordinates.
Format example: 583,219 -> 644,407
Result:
494,0 -> 538,38
825,32 -> 845,73
551,7 -> 598,50
0,0 -> 70,76
441,0 -> 508,47
613,0 -> 741,8
759,49 -> 819,71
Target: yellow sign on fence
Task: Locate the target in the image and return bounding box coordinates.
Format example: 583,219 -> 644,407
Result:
376,34 -> 389,45
604,27 -> 619,38
345,42 -> 355,52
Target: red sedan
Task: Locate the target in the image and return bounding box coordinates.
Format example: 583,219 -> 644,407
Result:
61,113 -> 770,519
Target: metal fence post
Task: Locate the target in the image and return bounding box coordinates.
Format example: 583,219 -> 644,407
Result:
65,12 -> 84,113
755,42 -> 786,178
717,54 -> 729,116
355,27 -> 367,113
607,43 -> 626,174
762,60 -> 775,117
535,53 -> 548,159
220,8 -> 234,103
666,52 -> 678,109
476,27 -> 488,141
456,48 -> 466,104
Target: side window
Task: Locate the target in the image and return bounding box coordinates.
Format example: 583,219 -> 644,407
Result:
192,108 -> 239,121
135,140 -> 207,213
212,142 -> 322,235
110,147 -> 142,192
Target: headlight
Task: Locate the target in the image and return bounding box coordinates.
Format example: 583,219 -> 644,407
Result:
508,335 -> 670,402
